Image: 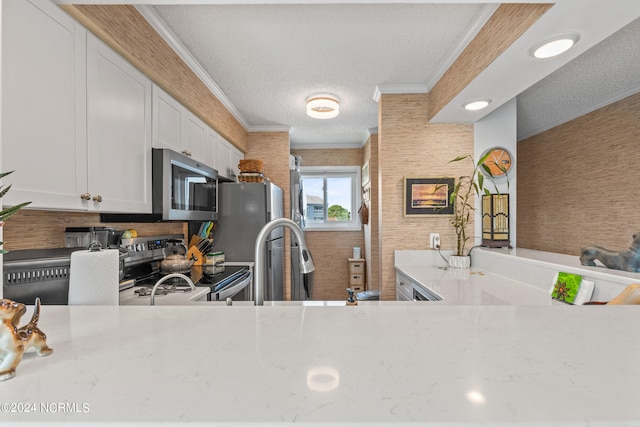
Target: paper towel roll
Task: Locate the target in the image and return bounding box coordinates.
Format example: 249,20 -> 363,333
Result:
69,248 -> 120,305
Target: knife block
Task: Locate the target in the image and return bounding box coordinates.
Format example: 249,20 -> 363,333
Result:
187,246 -> 205,266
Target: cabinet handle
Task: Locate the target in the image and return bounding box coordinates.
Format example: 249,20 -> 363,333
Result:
92,195 -> 103,203
182,150 -> 192,157
80,193 -> 92,201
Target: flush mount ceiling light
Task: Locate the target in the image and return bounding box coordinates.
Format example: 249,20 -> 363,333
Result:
531,34 -> 579,59
306,96 -> 339,119
463,99 -> 491,111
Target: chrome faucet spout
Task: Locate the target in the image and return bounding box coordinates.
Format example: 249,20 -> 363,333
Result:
150,273 -> 195,306
254,218 -> 314,305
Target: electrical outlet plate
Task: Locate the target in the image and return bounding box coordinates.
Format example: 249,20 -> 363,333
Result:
430,233 -> 440,249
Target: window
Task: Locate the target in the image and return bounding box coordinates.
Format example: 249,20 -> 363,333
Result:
300,166 -> 361,231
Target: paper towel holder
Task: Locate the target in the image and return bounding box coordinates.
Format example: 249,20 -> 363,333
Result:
89,241 -> 103,252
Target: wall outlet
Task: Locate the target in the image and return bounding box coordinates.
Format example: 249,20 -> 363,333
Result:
430,233 -> 440,249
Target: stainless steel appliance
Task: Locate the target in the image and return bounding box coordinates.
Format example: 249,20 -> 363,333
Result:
4,245 -> 128,305
211,182 -> 285,301
3,249 -> 75,304
120,234 -> 252,302
101,148 -> 218,222
290,155 -> 313,300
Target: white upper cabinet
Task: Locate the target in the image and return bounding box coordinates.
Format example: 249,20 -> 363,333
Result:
152,85 -> 206,164
152,84 -> 243,178
230,145 -> 244,181
215,136 -> 232,180
184,113 -> 206,162
2,0 -> 87,210
215,136 -> 244,181
86,33 -> 152,213
2,0 -> 152,213
152,85 -> 183,155
205,128 -> 220,171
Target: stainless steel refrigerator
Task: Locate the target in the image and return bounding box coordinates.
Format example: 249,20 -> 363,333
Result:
290,155 -> 313,300
212,182 -> 284,301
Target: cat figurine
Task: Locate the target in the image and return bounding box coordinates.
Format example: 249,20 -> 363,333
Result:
0,298 -> 53,381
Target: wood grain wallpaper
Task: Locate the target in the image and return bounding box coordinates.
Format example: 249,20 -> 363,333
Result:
291,148 -> 365,300
517,92 -> 640,255
428,3 -> 552,120
2,210 -> 186,251
379,93 -> 474,300
62,5 -> 248,152
246,131 -> 292,298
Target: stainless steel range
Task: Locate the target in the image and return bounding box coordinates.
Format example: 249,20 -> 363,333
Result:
3,248 -> 76,304
3,234 -> 251,305
120,235 -> 252,303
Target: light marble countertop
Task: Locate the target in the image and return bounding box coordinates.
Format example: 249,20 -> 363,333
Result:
394,250 -> 562,305
395,264 -> 561,305
2,304 -> 640,426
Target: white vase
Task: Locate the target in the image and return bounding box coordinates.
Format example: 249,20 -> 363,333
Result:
448,255 -> 471,269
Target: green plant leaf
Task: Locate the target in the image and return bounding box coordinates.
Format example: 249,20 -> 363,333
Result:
477,151 -> 491,165
0,184 -> 11,199
0,170 -> 16,180
481,162 -> 493,177
449,155 -> 469,163
0,201 -> 31,222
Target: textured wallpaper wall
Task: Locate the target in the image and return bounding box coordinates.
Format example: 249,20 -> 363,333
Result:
517,92 -> 640,255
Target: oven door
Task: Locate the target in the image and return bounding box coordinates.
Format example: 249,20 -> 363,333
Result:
211,270 -> 252,301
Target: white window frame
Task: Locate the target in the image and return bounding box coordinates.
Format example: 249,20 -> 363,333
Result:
300,166 -> 361,231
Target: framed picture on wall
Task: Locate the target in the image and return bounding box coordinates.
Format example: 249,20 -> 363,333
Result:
362,161 -> 370,186
403,177 -> 454,216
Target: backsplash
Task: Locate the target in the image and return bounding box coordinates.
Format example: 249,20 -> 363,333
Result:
2,210 -> 187,251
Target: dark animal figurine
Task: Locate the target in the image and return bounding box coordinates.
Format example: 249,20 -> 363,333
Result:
580,233 -> 640,273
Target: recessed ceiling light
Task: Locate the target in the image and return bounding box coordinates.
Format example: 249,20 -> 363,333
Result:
463,99 -> 491,111
531,34 -> 579,59
306,96 -> 339,119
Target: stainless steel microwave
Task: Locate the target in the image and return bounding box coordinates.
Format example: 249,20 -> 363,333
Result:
101,148 -> 218,223
152,148 -> 218,221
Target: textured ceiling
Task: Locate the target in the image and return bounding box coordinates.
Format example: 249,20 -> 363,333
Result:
517,16 -> 640,141
152,3 -> 490,146
122,1 -> 640,148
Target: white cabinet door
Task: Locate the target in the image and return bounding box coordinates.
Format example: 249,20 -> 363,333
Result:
86,33 -> 152,213
152,84 -> 207,164
230,146 -> 244,182
2,0 -> 87,210
205,128 -> 220,171
152,85 -> 183,155
215,138 -> 232,180
215,137 -> 244,181
183,113 -> 206,163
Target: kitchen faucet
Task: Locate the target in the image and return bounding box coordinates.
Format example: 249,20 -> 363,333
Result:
254,218 -> 314,305
150,273 -> 195,306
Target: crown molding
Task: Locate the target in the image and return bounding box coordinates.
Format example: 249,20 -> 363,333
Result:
136,5 -> 251,130
372,84 -> 428,102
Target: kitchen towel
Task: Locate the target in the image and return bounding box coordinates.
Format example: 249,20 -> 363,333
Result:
68,248 -> 119,305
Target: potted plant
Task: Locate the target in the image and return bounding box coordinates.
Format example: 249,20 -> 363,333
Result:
1,171 -> 31,254
447,152 -> 506,268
